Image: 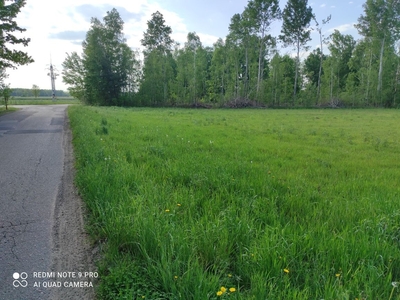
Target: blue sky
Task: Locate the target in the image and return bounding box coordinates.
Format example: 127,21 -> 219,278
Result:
7,0 -> 364,91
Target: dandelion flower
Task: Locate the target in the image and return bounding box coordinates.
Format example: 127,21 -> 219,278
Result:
165,209 -> 170,212
229,287 -> 236,293
177,203 -> 181,207
284,268 -> 289,274
220,286 -> 227,293
216,291 -> 223,296
228,274 -> 232,278
174,275 -> 178,279
335,273 -> 341,278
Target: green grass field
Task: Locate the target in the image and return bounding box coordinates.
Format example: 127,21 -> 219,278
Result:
68,106 -> 400,299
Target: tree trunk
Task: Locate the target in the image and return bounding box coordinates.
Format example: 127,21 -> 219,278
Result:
377,36 -> 385,105
394,60 -> 399,107
317,57 -> 323,105
330,62 -> 333,103
365,49 -> 373,106
245,45 -> 249,98
293,40 -> 300,106
317,30 -> 323,106
257,35 -> 264,99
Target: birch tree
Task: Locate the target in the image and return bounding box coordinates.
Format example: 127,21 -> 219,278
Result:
244,0 -> 281,99
355,0 -> 400,105
280,0 -> 313,105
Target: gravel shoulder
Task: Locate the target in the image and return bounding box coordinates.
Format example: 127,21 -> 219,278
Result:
51,110 -> 97,300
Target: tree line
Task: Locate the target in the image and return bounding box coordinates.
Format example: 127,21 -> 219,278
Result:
62,0 -> 400,108
11,87 -> 70,97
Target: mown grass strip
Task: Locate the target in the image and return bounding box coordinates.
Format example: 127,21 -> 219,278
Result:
68,106 -> 400,299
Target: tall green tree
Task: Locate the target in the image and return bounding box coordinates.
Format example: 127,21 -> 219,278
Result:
244,0 -> 281,99
141,11 -> 174,54
328,30 -> 356,98
208,38 -> 227,104
268,53 -> 296,106
0,67 -> 10,109
313,15 -> 331,104
227,13 -> 251,100
304,48 -> 326,88
185,32 -> 201,105
280,0 -> 313,104
62,52 -> 86,100
31,84 -> 39,98
0,0 -> 33,69
140,11 -> 175,105
226,13 -> 260,101
355,0 -> 400,105
81,9 -> 134,105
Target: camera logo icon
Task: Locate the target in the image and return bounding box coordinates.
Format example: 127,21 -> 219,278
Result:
13,272 -> 28,287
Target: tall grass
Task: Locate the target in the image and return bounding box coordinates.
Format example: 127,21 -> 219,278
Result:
68,107 -> 400,299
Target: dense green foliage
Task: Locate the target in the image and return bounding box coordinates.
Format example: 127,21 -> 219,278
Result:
69,106 -> 400,299
63,0 -> 400,107
10,87 -> 69,97
0,0 -> 33,69
62,9 -> 139,105
0,0 -> 33,109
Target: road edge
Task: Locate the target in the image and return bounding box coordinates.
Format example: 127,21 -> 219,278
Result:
51,108 -> 97,300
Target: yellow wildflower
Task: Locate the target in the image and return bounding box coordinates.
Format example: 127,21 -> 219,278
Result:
220,286 -> 227,293
216,291 -> 223,296
229,287 -> 236,292
165,209 -> 170,212
335,273 -> 341,278
284,268 -> 289,274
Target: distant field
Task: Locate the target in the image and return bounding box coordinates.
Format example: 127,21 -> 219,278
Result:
68,106 -> 400,299
8,97 -> 79,105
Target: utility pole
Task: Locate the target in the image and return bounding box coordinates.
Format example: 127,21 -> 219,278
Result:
47,59 -> 58,100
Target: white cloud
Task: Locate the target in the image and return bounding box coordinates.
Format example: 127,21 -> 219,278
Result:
327,23 -> 356,34
320,4 -> 326,8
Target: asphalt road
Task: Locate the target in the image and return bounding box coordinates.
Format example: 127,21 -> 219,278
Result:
0,105 -> 67,299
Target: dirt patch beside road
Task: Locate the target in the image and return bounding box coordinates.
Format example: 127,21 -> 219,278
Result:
51,110 -> 97,300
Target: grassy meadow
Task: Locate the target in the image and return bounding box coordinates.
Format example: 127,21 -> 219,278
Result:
68,106 -> 400,299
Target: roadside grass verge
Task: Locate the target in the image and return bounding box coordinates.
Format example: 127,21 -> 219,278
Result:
0,106 -> 17,115
68,106 -> 400,299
